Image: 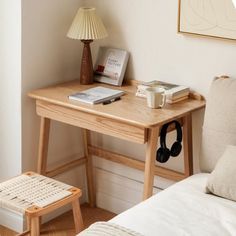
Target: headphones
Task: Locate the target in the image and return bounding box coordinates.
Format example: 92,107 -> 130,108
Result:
156,120 -> 182,163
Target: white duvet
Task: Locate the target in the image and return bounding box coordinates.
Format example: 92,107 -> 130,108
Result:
110,174 -> 236,236
78,222 -> 142,236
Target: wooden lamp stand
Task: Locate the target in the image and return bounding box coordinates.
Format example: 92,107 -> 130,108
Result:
80,40 -> 94,85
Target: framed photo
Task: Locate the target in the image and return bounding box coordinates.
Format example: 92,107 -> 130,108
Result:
178,0 -> 236,40
94,47 -> 129,86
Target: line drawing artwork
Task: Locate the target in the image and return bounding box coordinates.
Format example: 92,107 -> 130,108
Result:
179,0 -> 236,40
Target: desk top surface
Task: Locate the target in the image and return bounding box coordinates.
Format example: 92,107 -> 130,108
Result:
28,80 -> 205,128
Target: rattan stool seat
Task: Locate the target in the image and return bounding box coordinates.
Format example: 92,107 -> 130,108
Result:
0,172 -> 83,236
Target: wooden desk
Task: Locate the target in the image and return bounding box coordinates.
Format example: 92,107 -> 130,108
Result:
28,80 -> 205,206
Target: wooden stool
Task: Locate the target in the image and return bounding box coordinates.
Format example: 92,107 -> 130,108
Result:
0,172 -> 84,236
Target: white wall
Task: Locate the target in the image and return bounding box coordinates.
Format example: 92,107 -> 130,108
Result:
21,0 -> 86,190
79,0 -> 236,213
84,0 -> 236,91
0,1 -> 21,181
0,0 -> 88,232
0,0 -> 22,231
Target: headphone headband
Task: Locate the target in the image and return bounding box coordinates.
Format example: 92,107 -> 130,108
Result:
160,121 -> 182,147
156,120 -> 183,163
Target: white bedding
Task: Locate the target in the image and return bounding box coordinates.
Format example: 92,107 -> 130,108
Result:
78,222 -> 142,236
110,174 -> 236,236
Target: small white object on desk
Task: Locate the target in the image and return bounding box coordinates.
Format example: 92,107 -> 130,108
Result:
146,87 -> 166,109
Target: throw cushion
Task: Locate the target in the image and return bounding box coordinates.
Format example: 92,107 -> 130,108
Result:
206,145 -> 236,201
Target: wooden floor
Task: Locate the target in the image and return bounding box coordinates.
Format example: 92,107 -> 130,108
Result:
0,204 -> 116,236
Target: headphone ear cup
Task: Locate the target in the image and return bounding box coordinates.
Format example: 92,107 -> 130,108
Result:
170,142 -> 182,157
156,148 -> 171,163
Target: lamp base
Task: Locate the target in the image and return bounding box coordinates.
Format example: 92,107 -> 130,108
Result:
80,40 -> 94,85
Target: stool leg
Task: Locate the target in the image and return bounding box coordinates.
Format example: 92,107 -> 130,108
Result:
72,199 -> 84,234
30,216 -> 40,236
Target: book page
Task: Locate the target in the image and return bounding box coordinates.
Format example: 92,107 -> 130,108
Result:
69,86 -> 124,104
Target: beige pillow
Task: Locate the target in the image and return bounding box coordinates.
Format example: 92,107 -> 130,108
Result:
206,145 -> 236,201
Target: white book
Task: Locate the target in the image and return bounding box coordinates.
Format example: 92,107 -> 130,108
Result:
94,47 -> 129,86
68,86 -> 125,104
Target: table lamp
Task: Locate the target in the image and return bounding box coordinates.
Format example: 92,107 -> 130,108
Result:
67,7 -> 108,84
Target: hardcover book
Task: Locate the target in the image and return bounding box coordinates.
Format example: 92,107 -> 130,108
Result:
136,80 -> 189,102
68,86 -> 125,104
94,47 -> 129,86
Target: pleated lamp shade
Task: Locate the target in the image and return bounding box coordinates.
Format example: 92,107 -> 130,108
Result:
67,7 -> 108,40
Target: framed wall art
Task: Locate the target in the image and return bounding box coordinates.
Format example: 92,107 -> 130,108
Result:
178,0 -> 236,40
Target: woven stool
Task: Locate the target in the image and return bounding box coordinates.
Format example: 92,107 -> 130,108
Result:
0,172 -> 84,236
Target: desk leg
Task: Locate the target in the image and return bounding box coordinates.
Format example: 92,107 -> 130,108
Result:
37,117 -> 51,175
183,113 -> 193,176
143,126 -> 159,200
82,129 -> 96,207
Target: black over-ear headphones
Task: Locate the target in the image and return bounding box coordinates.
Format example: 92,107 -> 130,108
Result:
156,120 -> 182,163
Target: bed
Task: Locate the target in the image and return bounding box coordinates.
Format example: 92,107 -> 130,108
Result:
111,173 -> 236,236
78,77 -> 236,236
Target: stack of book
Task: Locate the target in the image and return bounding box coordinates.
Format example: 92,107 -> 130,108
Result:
136,80 -> 190,104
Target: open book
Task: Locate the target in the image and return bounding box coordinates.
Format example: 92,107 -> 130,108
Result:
68,86 -> 125,104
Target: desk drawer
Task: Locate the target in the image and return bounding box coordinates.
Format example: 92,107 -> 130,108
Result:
36,101 -> 147,144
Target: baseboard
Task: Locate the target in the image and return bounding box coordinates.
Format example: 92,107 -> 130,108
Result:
94,156 -> 175,189
95,168 -> 161,214
0,206 -> 75,233
0,208 -> 24,233
96,191 -> 135,214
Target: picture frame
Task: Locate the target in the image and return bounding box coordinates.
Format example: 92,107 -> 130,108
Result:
94,47 -> 129,86
178,0 -> 236,41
